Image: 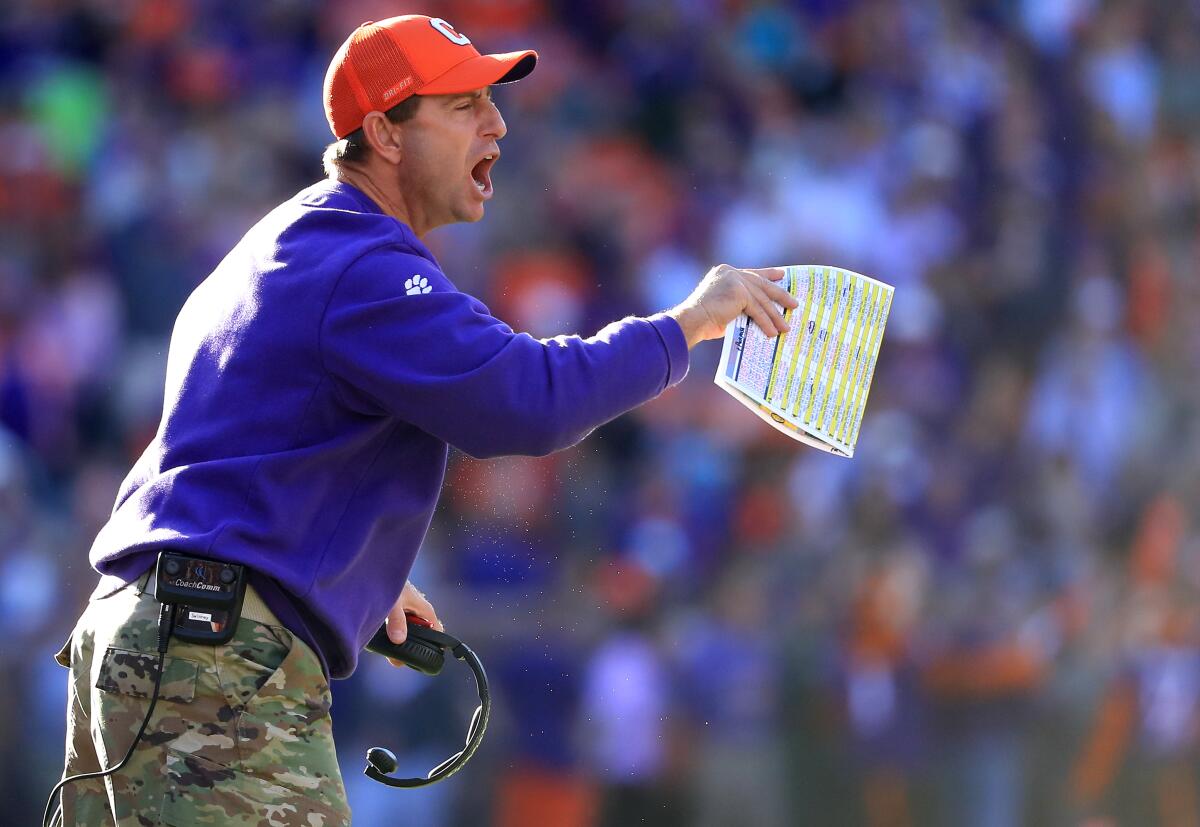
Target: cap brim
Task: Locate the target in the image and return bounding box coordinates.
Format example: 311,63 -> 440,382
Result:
418,50 -> 537,96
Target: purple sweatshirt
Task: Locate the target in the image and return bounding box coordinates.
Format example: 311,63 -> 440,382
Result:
90,180 -> 689,678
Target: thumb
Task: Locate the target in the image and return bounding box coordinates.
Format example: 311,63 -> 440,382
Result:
386,608 -> 408,644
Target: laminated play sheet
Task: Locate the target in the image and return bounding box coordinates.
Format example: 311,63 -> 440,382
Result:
715,264 -> 893,457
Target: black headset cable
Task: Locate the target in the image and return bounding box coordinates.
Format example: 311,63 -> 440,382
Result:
43,602 -> 177,827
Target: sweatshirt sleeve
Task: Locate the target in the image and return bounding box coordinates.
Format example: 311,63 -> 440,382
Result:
320,246 -> 689,459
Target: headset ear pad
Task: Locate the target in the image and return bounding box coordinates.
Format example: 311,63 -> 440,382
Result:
393,637 -> 445,675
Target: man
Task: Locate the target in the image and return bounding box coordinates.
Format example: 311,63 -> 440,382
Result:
53,14 -> 796,825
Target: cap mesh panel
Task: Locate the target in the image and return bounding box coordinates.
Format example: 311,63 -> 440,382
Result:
327,68 -> 362,139
352,26 -> 421,109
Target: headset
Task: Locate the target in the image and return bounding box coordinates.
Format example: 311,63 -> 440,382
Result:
44,552 -> 490,825
362,613 -> 491,788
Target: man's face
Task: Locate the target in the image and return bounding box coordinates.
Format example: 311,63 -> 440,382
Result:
395,88 -> 506,232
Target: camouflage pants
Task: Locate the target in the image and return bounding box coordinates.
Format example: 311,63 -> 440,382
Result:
55,574 -> 352,826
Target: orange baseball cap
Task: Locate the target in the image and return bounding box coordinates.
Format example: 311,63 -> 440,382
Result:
324,15 -> 537,139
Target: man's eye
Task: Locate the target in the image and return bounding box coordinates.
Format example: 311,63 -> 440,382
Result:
456,102 -> 472,110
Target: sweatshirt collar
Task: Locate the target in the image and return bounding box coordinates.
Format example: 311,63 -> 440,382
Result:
319,179 -> 441,267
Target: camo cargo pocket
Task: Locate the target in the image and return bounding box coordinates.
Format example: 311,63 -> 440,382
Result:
96,647 -> 200,705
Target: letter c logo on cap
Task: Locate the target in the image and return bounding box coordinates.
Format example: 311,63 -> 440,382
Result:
430,18 -> 471,46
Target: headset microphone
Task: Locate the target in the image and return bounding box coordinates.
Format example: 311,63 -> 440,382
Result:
362,612 -> 491,788
367,747 -> 399,775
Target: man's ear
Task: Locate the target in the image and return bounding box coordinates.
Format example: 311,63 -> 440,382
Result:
361,111 -> 403,164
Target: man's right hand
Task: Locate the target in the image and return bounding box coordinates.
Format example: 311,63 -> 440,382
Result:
667,264 -> 799,348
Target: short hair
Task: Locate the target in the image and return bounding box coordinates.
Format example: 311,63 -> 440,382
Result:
322,95 -> 422,177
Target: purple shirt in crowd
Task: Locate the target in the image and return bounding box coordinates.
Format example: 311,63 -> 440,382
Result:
89,180 -> 689,678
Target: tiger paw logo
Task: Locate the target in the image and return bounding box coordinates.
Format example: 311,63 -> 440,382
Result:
405,275 -> 432,295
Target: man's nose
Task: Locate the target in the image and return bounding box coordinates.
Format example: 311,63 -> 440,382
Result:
482,100 -> 507,141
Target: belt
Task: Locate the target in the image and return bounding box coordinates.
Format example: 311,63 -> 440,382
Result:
130,568 -> 283,628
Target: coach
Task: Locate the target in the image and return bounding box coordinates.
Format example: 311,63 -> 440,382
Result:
54,14 -> 796,825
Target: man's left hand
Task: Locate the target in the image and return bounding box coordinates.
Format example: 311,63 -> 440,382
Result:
383,581 -> 444,668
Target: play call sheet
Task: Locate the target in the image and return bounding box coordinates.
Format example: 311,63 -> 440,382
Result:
715,264 -> 893,457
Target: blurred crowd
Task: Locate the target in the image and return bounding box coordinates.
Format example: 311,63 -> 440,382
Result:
3,0 -> 1200,825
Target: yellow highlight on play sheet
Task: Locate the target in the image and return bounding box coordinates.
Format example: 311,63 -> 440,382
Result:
714,265 -> 894,458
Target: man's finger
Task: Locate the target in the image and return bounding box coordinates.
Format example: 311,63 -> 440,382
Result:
761,280 -> 799,308
753,283 -> 792,334
757,296 -> 790,334
405,590 -> 444,631
748,279 -> 799,314
747,304 -> 783,338
386,610 -> 408,644
399,580 -> 446,632
744,266 -> 786,281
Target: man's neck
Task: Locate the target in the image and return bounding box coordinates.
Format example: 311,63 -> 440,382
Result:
332,167 -> 427,237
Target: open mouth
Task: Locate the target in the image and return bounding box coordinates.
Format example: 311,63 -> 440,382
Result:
470,153 -> 497,198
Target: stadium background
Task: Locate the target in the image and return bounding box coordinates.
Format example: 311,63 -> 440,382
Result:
3,1 -> 1200,825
